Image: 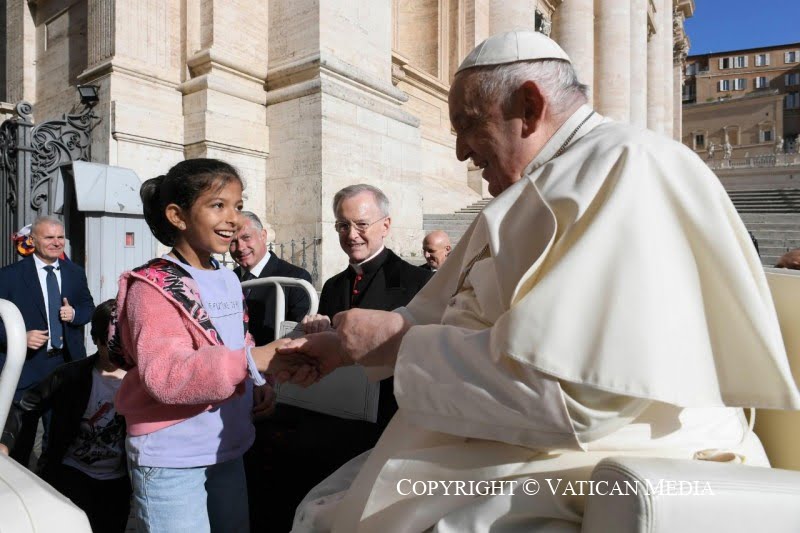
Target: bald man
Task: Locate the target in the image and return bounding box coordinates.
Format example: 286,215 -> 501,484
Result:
421,230 -> 451,272
775,248 -> 800,270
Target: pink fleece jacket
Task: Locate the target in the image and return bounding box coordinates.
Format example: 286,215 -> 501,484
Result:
114,270 -> 253,436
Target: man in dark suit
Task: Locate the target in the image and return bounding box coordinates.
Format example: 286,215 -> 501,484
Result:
229,211 -> 312,345
255,184 -> 431,530
229,211 -> 313,531
0,215 -> 95,464
317,184 -> 432,429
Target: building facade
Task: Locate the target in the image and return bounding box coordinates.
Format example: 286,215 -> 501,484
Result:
683,42 -> 800,160
2,0 -> 692,283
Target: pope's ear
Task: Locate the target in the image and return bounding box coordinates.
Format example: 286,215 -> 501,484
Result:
519,80 -> 546,137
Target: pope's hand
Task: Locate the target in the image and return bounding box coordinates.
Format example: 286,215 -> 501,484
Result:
0,443 -> 8,455
331,309 -> 410,367
278,331 -> 352,377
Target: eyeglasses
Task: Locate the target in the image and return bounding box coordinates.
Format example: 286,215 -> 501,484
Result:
334,216 -> 388,235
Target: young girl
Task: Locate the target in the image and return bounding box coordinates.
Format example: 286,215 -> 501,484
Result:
109,159 -> 313,532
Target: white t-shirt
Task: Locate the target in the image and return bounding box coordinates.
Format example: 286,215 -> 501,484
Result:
62,369 -> 127,480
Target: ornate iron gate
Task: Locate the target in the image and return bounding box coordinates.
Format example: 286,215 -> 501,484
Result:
0,101 -> 94,266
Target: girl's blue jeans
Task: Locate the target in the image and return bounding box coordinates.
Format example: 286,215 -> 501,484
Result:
129,456 -> 249,533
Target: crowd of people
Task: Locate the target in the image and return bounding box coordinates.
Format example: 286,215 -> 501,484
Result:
0,29 -> 799,533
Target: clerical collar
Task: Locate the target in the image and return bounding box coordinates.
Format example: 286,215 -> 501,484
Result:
523,105 -> 602,175
33,253 -> 59,271
350,246 -> 387,276
247,251 -> 271,278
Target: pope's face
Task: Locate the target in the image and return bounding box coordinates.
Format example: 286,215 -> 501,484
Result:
449,73 -> 530,197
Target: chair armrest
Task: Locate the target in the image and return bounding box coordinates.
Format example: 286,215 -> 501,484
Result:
581,457 -> 800,533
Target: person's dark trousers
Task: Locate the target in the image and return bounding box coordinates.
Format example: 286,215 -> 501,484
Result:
10,348 -> 68,468
46,463 -> 131,533
245,406 -> 386,533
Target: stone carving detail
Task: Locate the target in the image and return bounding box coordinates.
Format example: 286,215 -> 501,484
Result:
672,7 -> 689,65
535,10 -> 552,37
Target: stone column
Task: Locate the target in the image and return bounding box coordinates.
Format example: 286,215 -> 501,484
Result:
179,0 -> 270,217
662,1 -> 674,137
629,0 -> 648,128
672,12 -> 689,141
4,1 -> 36,103
489,0 -> 539,34
594,0 -> 631,122
552,0 -> 594,105
647,0 -> 666,133
267,0 -> 422,283
673,59 -> 683,140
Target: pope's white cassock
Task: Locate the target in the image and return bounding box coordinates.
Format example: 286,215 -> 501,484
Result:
292,93 -> 800,533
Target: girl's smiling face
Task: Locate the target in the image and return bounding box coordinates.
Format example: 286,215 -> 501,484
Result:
172,178 -> 244,265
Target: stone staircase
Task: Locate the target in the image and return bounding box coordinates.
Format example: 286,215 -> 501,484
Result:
726,189 -> 800,266
423,191 -> 800,268
423,199 -> 491,246
727,189 -> 800,213
739,213 -> 800,267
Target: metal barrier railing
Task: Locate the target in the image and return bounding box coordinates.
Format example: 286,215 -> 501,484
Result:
240,276 -> 319,341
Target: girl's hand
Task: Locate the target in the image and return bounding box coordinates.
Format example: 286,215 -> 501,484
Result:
301,314 -> 333,334
276,331 -> 352,378
252,383 -> 277,420
0,443 -> 8,456
250,339 -> 320,387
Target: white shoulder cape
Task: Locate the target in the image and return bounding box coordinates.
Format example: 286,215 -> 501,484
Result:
405,107 -> 800,409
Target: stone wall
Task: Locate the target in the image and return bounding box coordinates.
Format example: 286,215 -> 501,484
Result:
2,0 -> 690,285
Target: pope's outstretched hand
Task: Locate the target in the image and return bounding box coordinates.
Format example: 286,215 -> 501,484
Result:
279,309 -> 411,375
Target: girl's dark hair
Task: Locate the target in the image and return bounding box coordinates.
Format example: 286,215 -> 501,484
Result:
90,299 -> 116,345
141,158 -> 243,246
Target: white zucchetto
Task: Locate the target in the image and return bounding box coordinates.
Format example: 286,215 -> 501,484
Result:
456,30 -> 571,74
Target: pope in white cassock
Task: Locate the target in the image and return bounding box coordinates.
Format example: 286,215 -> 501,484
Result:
281,31 -> 800,532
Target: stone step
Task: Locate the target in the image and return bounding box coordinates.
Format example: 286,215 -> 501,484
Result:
422,217 -> 471,223
727,189 -> 800,214
749,228 -> 800,236
731,197 -> 800,202
739,213 -> 800,220
423,223 -> 474,231
731,199 -> 800,204
754,244 -> 800,253
744,223 -> 800,231
731,192 -> 800,196
736,208 -> 800,213
728,188 -> 800,194
753,239 -> 800,248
